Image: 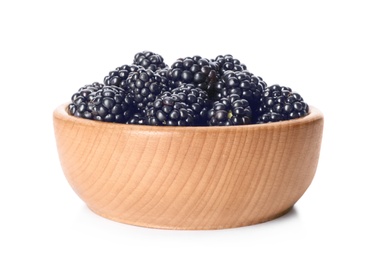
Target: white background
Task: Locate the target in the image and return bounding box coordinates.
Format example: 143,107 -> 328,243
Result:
1,0 -> 373,259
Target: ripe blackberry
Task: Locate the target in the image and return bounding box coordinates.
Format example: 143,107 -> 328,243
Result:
256,112 -> 284,123
171,84 -> 210,125
155,68 -> 173,91
168,56 -> 218,91
146,93 -> 195,126
104,64 -> 140,89
208,94 -> 252,126
125,68 -> 167,112
212,54 -> 247,75
257,84 -> 309,123
68,82 -> 104,119
211,70 -> 266,113
128,112 -> 147,125
133,51 -> 168,71
68,84 -> 133,123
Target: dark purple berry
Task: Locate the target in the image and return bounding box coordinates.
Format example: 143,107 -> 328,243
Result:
104,65 -> 141,89
133,51 -> 168,72
212,54 -> 247,75
208,94 -> 252,126
125,68 -> 168,112
171,84 -> 211,125
145,92 -> 196,126
256,84 -> 309,123
68,83 -> 133,123
168,56 -> 218,91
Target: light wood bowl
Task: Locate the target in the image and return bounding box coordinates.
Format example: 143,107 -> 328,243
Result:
53,103 -> 323,230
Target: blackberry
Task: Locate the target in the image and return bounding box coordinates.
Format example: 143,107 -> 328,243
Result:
155,68 -> 173,92
168,56 -> 218,91
146,93 -> 195,126
257,84 -> 309,123
68,84 -> 133,123
104,64 -> 140,89
171,84 -> 210,125
133,51 -> 168,71
211,70 -> 266,114
256,112 -> 284,123
68,82 -> 104,119
125,68 -> 167,112
212,54 -> 247,75
208,94 -> 252,126
91,86 -> 133,122
128,112 -> 148,125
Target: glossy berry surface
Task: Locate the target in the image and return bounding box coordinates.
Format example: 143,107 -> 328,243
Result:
146,93 -> 195,126
68,85 -> 133,123
168,56 -> 218,91
212,70 -> 266,109
125,68 -> 167,112
171,84 -> 210,125
208,94 -> 252,126
67,51 -> 311,126
104,64 -> 141,89
68,82 -> 104,119
128,112 -> 147,125
133,51 -> 168,71
257,84 -> 309,123
212,54 -> 247,75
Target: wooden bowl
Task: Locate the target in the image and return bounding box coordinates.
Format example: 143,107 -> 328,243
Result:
53,103 -> 323,230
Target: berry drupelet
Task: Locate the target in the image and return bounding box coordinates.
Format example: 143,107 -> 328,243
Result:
208,94 -> 252,126
168,56 -> 218,91
146,92 -> 195,126
256,84 -> 309,123
133,51 -> 168,71
103,64 -> 141,89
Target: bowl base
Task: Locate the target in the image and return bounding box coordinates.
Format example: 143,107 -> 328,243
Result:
87,205 -> 294,230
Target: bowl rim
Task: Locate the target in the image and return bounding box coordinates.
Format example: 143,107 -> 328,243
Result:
53,103 -> 323,132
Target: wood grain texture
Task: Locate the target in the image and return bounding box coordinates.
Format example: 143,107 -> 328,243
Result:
53,103 -> 324,230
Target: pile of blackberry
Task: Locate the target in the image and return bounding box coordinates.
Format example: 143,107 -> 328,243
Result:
67,51 -> 310,126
